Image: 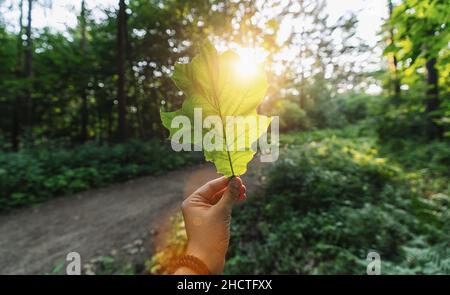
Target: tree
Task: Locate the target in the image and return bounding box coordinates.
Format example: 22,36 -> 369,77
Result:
386,0 -> 400,100
263,0 -> 369,128
424,49 -> 441,140
116,0 -> 127,142
80,0 -> 88,142
387,0 -> 449,139
12,0 -> 24,150
24,0 -> 33,134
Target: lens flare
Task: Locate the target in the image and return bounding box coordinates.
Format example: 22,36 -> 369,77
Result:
234,47 -> 266,78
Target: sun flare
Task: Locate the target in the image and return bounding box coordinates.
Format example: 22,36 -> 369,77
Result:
234,47 -> 267,78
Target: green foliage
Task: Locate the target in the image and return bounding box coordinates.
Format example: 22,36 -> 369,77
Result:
0,140 -> 199,210
271,92 -> 379,133
86,256 -> 137,275
0,0 -> 283,147
387,0 -> 449,63
46,255 -> 140,275
148,126 -> 449,275
375,96 -> 429,142
147,213 -> 187,275
334,93 -> 379,124
224,128 -> 449,274
381,139 -> 450,176
273,100 -> 311,132
381,0 -> 450,140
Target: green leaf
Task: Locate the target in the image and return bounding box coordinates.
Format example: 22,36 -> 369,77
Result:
383,43 -> 399,55
160,41 -> 271,176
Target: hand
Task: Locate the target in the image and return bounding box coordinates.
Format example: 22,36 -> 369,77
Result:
174,176 -> 246,274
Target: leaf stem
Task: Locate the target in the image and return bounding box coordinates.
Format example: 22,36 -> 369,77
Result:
221,119 -> 235,177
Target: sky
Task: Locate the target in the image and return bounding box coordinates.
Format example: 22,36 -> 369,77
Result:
1,0 -> 387,46
326,0 -> 387,47
0,0 -> 118,32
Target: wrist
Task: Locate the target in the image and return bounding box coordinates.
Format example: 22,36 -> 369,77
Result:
185,243 -> 225,274
173,266 -> 197,275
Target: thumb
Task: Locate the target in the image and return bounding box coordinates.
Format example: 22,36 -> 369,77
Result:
215,177 -> 242,212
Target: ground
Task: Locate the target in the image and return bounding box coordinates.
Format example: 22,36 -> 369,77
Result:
0,163 -> 261,275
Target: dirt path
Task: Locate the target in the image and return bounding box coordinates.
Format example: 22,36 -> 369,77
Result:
0,163 -> 261,274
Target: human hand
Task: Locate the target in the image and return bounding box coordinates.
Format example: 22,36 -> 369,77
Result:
174,176 -> 246,274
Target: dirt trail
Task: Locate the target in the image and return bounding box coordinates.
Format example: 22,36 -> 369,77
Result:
0,163 -> 260,274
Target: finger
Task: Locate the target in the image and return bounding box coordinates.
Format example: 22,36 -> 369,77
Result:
215,177 -> 242,212
238,185 -> 246,201
211,182 -> 245,204
210,187 -> 227,205
191,176 -> 229,203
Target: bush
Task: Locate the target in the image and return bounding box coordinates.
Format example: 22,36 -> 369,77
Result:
0,140 -> 200,210
148,127 -> 449,275
381,139 -> 450,176
224,131 -> 448,274
335,93 -> 378,124
274,100 -> 311,132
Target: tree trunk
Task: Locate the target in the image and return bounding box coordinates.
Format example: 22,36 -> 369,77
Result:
392,55 -> 400,97
425,57 -> 442,140
136,103 -> 145,139
97,105 -> 103,144
116,0 -> 127,142
107,103 -> 113,141
387,0 -> 400,101
80,0 -> 88,142
298,0 -> 305,109
12,0 -> 24,150
24,0 -> 33,134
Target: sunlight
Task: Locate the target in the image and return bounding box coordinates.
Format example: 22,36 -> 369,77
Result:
234,47 -> 267,78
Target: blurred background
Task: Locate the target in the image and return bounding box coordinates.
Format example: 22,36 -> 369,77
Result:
0,0 -> 448,274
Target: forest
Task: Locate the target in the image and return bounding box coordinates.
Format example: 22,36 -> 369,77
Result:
0,0 -> 448,275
